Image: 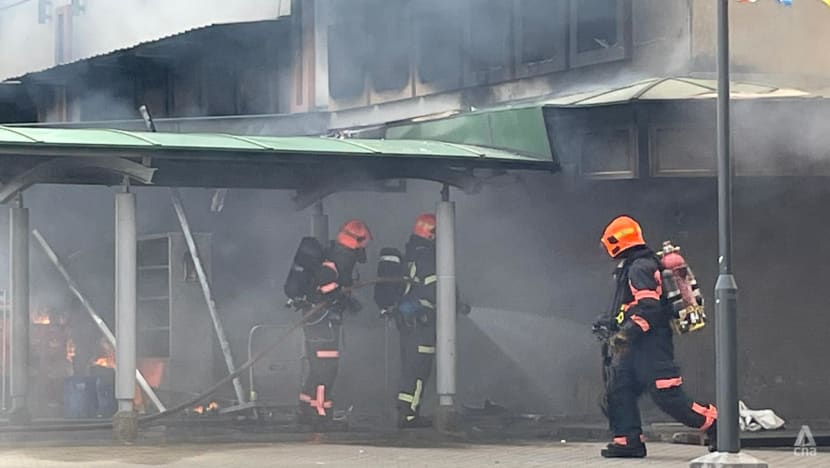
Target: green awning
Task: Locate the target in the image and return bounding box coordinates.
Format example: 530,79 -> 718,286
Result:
0,125 -> 554,205
383,77 -> 814,170
0,125 -> 550,163
385,106 -> 555,163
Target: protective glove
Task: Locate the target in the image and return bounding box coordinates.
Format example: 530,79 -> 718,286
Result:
397,298 -> 421,319
608,331 -> 630,356
457,302 -> 472,316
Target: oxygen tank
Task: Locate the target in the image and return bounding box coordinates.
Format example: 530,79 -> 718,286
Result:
374,247 -> 406,311
284,236 -> 325,303
657,241 -> 707,334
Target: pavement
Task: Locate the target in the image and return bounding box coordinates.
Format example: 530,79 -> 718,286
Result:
0,440 -> 827,467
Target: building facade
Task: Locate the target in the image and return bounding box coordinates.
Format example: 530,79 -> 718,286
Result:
1,0 -> 830,424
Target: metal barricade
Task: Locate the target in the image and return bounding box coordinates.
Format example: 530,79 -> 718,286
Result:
246,324 -> 303,406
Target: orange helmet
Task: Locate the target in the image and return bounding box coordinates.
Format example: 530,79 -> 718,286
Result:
413,213 -> 437,240
601,216 -> 646,258
336,219 -> 372,250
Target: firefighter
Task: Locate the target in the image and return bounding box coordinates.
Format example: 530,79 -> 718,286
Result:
597,215 -> 717,458
297,219 -> 371,428
394,213 -> 439,428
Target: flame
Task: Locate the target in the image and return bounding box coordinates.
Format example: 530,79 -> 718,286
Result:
93,355 -> 115,368
32,313 -> 51,325
66,339 -> 76,362
192,401 -> 219,415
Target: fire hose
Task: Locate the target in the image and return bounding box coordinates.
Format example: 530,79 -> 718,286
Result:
0,278 -> 402,433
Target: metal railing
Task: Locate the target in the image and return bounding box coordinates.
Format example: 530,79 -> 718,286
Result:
247,324 -> 302,404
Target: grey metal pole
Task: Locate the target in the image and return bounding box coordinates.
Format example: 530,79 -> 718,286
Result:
32,229 -> 166,413
435,185 -> 457,430
715,0 -> 739,455
692,3 -> 767,467
8,199 -> 29,424
169,188 -> 246,405
311,201 -> 329,244
1,289 -> 7,413
113,189 -> 138,440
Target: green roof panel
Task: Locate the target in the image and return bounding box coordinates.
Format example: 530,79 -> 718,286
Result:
0,125 -> 553,166
385,107 -> 553,163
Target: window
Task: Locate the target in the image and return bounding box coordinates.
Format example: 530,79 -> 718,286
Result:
650,125 -> 716,177
467,0 -> 513,85
369,0 -> 410,93
514,0 -> 568,77
138,238 -> 171,359
54,5 -> 72,65
415,1 -> 463,90
579,126 -> 638,179
570,0 -> 631,68
328,15 -> 367,100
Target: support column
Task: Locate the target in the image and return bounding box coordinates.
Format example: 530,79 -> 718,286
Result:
691,2 -> 766,467
8,197 -> 30,425
311,201 -> 329,244
113,189 -> 138,441
434,185 -> 457,431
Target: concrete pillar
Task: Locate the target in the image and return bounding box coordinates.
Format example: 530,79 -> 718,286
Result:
8,199 -> 30,425
434,187 -> 457,431
313,0 -> 330,109
113,190 -> 138,441
311,201 -> 329,244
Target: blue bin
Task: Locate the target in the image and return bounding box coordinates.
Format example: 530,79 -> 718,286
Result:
95,375 -> 117,418
64,376 -> 98,419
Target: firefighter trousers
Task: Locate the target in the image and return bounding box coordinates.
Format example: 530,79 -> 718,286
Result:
396,317 -> 436,423
299,317 -> 341,422
607,330 -> 717,445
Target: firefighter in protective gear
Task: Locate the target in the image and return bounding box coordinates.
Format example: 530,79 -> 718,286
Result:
395,213 -> 439,428
598,216 -> 717,458
297,219 -> 371,428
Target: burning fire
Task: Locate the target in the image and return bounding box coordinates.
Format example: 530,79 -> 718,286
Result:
192,401 -> 220,415
66,338 -> 76,362
31,310 -> 51,325
93,355 -> 115,368
92,340 -> 116,369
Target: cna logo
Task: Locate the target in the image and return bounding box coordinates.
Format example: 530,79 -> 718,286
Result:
794,425 -> 817,457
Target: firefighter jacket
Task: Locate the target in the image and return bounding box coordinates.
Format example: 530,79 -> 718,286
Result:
612,246 -> 671,339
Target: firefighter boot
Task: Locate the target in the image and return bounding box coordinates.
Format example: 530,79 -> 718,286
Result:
295,404 -> 313,426
706,422 -> 718,452
398,412 -> 433,429
600,435 -> 647,458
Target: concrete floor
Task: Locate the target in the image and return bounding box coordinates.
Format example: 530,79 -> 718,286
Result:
0,441 -> 826,467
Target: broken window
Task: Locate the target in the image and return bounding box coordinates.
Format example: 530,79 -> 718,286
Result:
514,0 -> 568,77
570,0 -> 630,68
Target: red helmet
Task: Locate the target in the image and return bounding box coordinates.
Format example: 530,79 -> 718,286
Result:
413,213 -> 436,240
600,216 -> 646,258
336,219 -> 372,249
